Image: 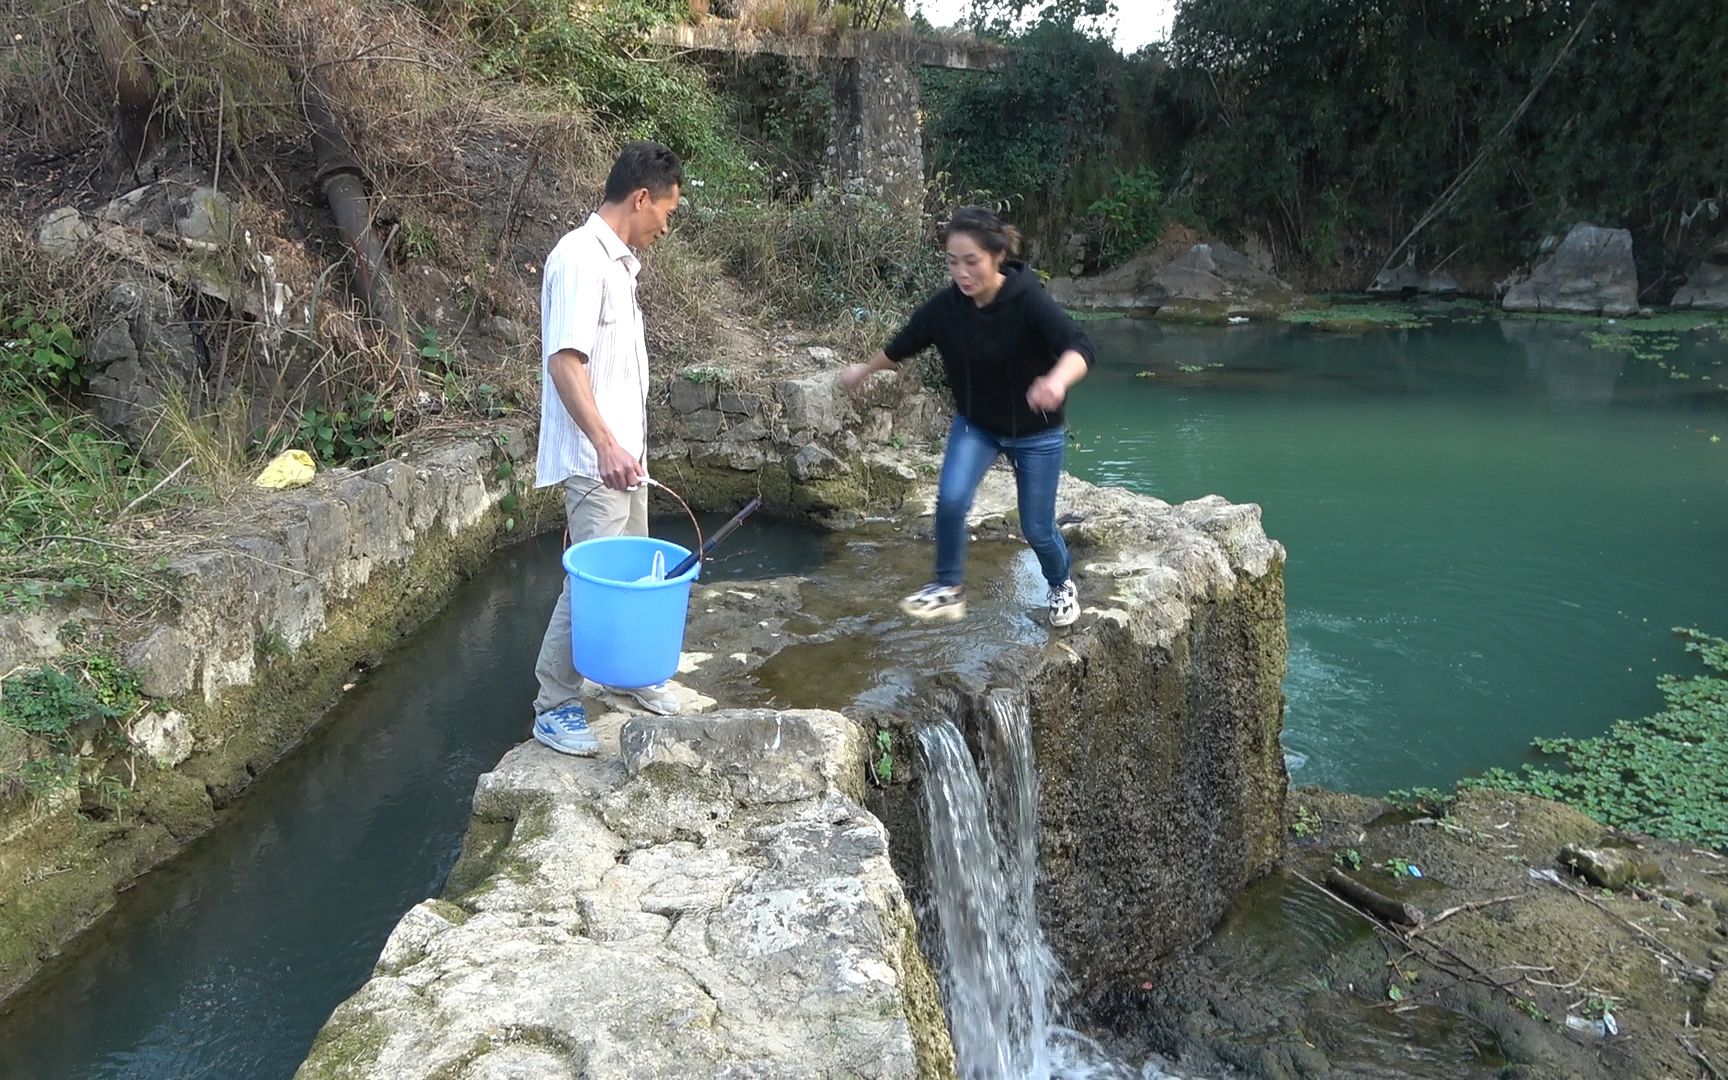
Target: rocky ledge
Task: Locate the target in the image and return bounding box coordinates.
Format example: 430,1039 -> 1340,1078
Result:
299,471 -> 1290,1076
297,707 -> 954,1080
1049,238 -> 1299,319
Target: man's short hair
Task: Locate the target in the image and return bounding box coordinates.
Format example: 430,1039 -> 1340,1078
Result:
603,141 -> 683,203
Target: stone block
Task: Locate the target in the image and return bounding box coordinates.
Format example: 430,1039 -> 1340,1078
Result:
776,375 -> 847,434
716,390 -> 762,416
124,625 -> 200,700
674,408 -> 725,442
789,442 -> 843,481
620,709 -> 867,806
1560,843 -> 1664,890
127,709 -> 192,767
36,207 -> 92,258
669,376 -> 716,415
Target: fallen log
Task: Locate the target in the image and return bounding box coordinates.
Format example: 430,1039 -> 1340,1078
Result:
1325,868 -> 1426,927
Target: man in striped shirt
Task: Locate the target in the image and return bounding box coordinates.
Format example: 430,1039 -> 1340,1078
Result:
530,142 -> 684,756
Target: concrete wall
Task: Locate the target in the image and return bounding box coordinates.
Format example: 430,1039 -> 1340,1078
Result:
825,58 -> 924,212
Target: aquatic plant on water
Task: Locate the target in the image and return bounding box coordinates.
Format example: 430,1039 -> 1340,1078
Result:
1281,305 -> 1428,332
1467,629 -> 1728,849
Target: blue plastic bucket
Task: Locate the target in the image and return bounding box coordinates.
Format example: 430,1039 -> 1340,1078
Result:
563,536 -> 700,690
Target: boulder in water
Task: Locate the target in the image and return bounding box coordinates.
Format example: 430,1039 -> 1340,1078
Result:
1672,258 -> 1728,310
1501,222 -> 1639,317
1370,258 -> 1463,296
1049,238 -> 1298,317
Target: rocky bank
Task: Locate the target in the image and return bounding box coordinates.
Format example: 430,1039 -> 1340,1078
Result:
297,471 -> 1292,1076
1133,787 -> 1728,1079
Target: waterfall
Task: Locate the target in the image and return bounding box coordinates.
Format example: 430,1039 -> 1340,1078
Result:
917,691 -> 1178,1080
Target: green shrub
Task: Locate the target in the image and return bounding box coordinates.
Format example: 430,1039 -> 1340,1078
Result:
1085,166 -> 1165,268
453,0 -> 756,185
2,309 -> 84,388
0,651 -> 143,797
0,304 -> 187,611
293,393 -> 397,467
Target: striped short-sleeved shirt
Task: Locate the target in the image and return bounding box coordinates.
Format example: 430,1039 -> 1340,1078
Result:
535,214 -> 650,489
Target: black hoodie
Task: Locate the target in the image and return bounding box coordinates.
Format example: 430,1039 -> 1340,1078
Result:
883,261 -> 1095,438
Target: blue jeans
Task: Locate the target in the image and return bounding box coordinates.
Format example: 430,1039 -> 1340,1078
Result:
933,415 -> 1070,590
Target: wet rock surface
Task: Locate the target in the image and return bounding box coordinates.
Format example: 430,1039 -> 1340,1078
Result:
1131,788 -> 1728,1079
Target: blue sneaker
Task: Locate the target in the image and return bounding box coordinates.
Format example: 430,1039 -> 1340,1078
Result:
532,702 -> 598,757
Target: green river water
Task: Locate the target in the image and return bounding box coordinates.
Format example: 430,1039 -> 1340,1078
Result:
1067,309 -> 1728,792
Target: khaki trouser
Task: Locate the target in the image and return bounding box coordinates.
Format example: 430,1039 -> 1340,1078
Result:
532,475 -> 648,714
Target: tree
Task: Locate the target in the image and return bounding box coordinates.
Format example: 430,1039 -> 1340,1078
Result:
1167,0 -> 1728,285
960,0 -> 1117,38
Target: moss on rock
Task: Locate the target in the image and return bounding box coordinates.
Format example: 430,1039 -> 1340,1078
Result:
294,1006 -> 390,1080
131,767 -> 215,840
893,903 -> 958,1080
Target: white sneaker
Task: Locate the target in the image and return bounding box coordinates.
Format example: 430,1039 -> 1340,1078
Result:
1048,580 -> 1079,627
602,680 -> 682,716
899,583 -> 966,621
531,703 -> 599,757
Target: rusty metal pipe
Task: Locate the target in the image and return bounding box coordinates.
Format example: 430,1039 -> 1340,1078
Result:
293,64 -> 419,393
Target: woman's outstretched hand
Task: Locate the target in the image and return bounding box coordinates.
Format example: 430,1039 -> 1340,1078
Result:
838,362 -> 874,395
1027,373 -> 1067,411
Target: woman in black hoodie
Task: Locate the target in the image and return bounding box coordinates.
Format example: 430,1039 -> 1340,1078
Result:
840,206 -> 1094,626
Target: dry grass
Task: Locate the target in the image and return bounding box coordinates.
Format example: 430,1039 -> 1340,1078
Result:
4,0 -> 611,281
1,0 -> 875,503
0,220 -> 111,334
687,195 -> 941,331
747,0 -> 824,36
0,0 -> 622,619
2,0 -> 623,427
715,0 -> 907,34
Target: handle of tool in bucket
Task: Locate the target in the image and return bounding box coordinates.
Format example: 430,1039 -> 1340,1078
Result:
668,497 -> 762,579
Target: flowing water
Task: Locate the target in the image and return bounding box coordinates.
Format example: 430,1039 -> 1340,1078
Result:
1066,311 -> 1728,791
918,692 -> 1175,1079
911,309 -> 1726,1077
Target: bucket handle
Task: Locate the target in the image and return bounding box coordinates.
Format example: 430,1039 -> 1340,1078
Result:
563,476 -> 705,573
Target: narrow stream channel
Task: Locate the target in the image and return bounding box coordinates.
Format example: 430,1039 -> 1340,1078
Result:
0,516 -> 825,1080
